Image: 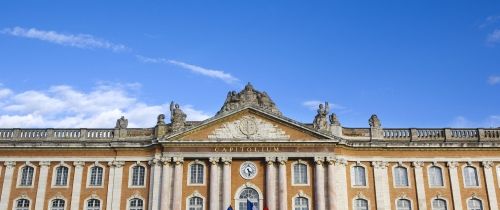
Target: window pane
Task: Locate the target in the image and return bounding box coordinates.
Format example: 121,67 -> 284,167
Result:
188,197 -> 203,210
467,199 -> 482,210
354,199 -> 368,210
20,166 -> 34,186
190,164 -> 204,184
353,166 -> 366,186
294,164 -> 307,184
90,166 -> 103,186
429,167 -> 444,187
464,167 -> 479,187
132,166 -> 145,186
395,167 -> 408,187
397,199 -> 411,210
294,197 -> 308,210
432,199 -> 447,210
55,166 -> 69,186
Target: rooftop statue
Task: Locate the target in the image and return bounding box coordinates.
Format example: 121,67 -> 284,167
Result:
115,116 -> 128,129
313,102 -> 329,130
217,82 -> 281,116
329,113 -> 340,126
170,101 -> 186,131
368,114 -> 381,128
157,114 -> 166,125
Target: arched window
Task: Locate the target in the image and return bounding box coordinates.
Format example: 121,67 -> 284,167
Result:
15,199 -> 30,210
51,199 -> 65,210
429,166 -> 444,187
89,166 -> 103,186
55,166 -> 69,186
294,197 -> 309,210
237,188 -> 259,210
352,166 -> 366,186
86,199 -> 101,210
293,163 -> 308,184
187,196 -> 203,210
189,163 -> 204,184
131,165 -> 145,186
394,166 -> 409,187
20,166 -> 34,186
467,198 -> 483,210
432,199 -> 447,210
464,166 -> 479,186
396,199 -> 411,210
353,198 -> 368,210
129,198 -> 144,210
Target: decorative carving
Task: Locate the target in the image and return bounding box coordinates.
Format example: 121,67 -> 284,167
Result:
109,160 -> 125,168
371,161 -> 388,169
4,161 -> 16,168
172,156 -> 184,165
161,156 -> 172,165
368,114 -> 381,128
73,161 -> 85,168
149,158 -> 161,166
209,157 -> 220,165
157,114 -> 165,125
265,157 -> 276,165
221,157 -> 232,164
313,102 -> 329,130
208,115 -> 289,140
39,161 -> 51,167
314,156 -> 325,165
412,161 -> 424,168
329,113 -> 340,126
277,157 -> 288,165
115,116 -> 128,129
447,161 -> 458,169
482,161 -> 493,169
170,101 -> 186,132
217,82 -> 281,116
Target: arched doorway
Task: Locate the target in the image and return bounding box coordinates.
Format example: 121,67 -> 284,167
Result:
236,187 -> 259,210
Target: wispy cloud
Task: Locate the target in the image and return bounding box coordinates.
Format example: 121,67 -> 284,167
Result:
302,100 -> 346,111
486,29 -> 500,45
0,83 -> 210,128
1,26 -> 129,52
136,55 -> 239,84
488,76 -> 500,85
479,15 -> 500,28
450,116 -> 500,128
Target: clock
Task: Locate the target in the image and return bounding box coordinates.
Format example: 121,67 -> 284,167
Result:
240,161 -> 257,179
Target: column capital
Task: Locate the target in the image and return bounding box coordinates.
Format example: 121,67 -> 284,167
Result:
482,161 -> 494,169
73,161 -> 85,168
371,161 -> 388,169
221,157 -> 232,164
265,157 -> 276,165
209,157 -> 220,165
447,161 -> 459,169
277,156 -> 288,165
108,160 -> 125,168
39,161 -> 51,167
4,161 -> 16,169
412,161 -> 424,168
173,156 -> 184,165
161,157 -> 172,165
314,156 -> 325,165
149,158 -> 161,166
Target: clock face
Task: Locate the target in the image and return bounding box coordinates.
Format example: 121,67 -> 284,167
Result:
240,161 -> 257,179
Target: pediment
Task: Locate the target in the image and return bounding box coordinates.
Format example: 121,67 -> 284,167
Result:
165,107 -> 332,141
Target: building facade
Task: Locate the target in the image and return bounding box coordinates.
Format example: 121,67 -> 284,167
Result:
0,83 -> 499,210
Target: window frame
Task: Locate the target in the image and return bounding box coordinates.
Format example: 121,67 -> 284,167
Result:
128,162 -> 147,188
13,197 -> 31,210
48,197 -> 66,210
187,160 -> 206,186
127,196 -> 145,210
462,164 -> 481,188
431,197 -> 449,210
51,163 -> 71,188
466,197 -> 484,210
395,198 -> 413,210
84,197 -> 102,210
350,162 -> 368,188
352,197 -> 369,210
17,162 -> 37,188
392,164 -> 410,188
185,192 -> 206,210
291,160 -> 310,186
86,162 -> 106,188
427,164 -> 445,188
291,192 -> 311,210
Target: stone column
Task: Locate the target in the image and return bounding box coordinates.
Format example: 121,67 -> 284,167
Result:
447,161 -> 462,210
482,161 -> 499,210
412,161 -> 427,210
172,157 -> 184,210
265,157 -> 277,210
70,161 -> 85,210
221,157 -> 232,210
35,161 -> 51,210
160,157 -> 173,210
106,161 -> 116,210
111,161 -> 125,210
372,161 -> 390,210
0,161 -> 16,209
314,157 -> 326,210
149,157 -> 162,210
326,157 -> 348,210
277,156 -> 288,210
209,157 -> 220,210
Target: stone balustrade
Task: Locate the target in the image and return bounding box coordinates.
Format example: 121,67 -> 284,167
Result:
380,128 -> 500,141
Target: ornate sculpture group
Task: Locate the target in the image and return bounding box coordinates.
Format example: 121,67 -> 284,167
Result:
217,83 -> 281,116
169,101 -> 186,132
312,102 -> 340,131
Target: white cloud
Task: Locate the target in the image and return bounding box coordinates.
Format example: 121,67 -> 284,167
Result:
480,15 -> 500,28
302,100 -> 346,111
1,27 -> 129,52
487,29 -> 500,45
449,116 -> 500,128
0,83 -> 211,128
488,76 -> 500,85
136,55 -> 239,84
0,88 -> 12,99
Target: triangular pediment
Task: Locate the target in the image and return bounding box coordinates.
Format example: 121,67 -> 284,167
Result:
164,107 -> 333,141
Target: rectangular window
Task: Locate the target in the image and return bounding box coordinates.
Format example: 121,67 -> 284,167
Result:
293,163 -> 308,184
353,166 -> 366,186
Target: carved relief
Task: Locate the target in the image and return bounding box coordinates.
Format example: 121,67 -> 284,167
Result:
208,115 -> 289,140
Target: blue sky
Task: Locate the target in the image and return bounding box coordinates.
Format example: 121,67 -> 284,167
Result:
0,1 -> 499,128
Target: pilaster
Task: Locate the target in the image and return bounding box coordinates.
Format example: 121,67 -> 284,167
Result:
0,161 -> 15,210
70,161 -> 85,210
314,157 -> 326,210
372,161 -> 390,210
160,156 -> 173,210
209,157 -> 220,210
412,161 -> 427,210
34,161 -> 51,210
447,161 -> 463,210
221,157 -> 232,210
482,161 -> 498,210
265,156 -> 277,210
172,156 -> 184,210
277,156 -> 288,210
